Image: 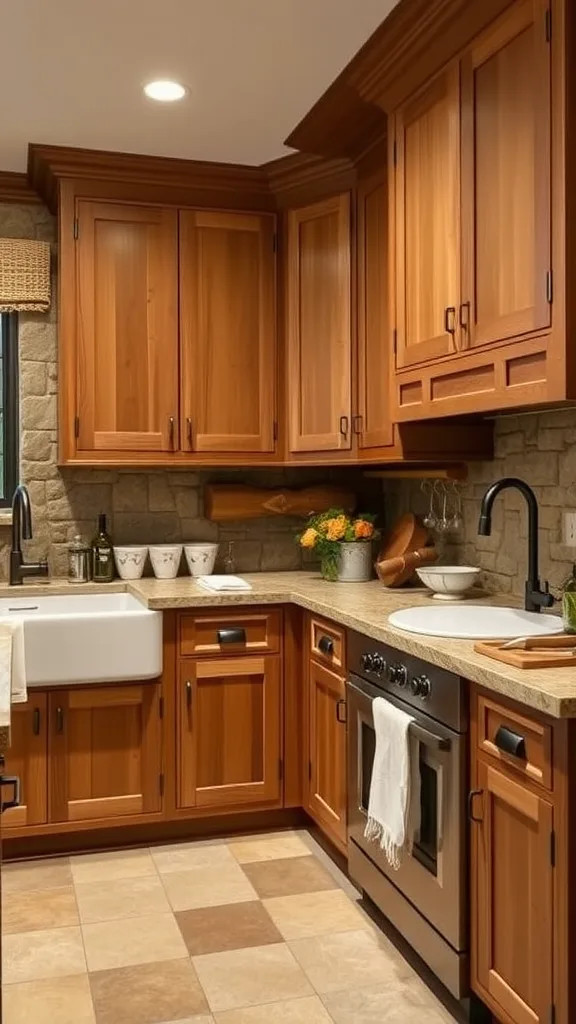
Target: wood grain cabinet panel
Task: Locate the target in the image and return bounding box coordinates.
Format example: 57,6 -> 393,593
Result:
48,684 -> 163,823
394,63 -> 461,369
472,759 -> 554,1024
307,658 -> 347,852
179,210 -> 277,454
286,194 -> 352,453
460,0 -> 551,349
178,656 -> 282,810
2,696 -> 48,830
75,201 -> 179,452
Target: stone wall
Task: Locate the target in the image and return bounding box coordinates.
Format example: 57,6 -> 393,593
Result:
0,203 -> 377,579
384,410 -> 576,598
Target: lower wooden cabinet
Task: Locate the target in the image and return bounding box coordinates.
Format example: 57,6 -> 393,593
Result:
2,696 -> 48,830
307,657 -> 347,852
178,655 -> 283,810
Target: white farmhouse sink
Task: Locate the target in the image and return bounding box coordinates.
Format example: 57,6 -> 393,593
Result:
0,593 -> 162,686
388,605 -> 564,640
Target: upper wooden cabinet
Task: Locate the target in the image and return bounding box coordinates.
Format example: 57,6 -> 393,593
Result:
179,210 -> 276,454
394,64 -> 461,369
286,194 -> 352,453
75,201 -> 179,453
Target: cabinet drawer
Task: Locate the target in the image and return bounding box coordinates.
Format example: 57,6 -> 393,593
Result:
179,609 -> 281,656
309,617 -> 345,672
476,693 -> 552,791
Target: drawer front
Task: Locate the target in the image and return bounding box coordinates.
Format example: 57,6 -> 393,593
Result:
476,693 -> 552,791
180,609 -> 281,656
309,616 -> 345,671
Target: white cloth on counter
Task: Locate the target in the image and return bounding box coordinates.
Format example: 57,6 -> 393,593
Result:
196,575 -> 253,592
364,696 -> 421,870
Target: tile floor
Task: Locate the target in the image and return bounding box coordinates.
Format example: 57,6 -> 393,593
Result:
1,830 -> 458,1023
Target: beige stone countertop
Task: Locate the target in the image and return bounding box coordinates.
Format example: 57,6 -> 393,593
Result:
0,573 -> 574,719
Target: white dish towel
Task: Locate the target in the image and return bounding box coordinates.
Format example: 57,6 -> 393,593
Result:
196,575 -> 252,592
364,696 -> 421,869
0,619 -> 27,704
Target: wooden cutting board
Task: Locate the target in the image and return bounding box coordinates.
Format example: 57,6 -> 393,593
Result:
474,638 -> 576,669
375,512 -> 433,587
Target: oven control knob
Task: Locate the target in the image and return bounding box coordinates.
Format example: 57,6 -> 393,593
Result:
361,653 -> 375,672
388,663 -> 407,687
372,653 -> 386,676
411,675 -> 431,699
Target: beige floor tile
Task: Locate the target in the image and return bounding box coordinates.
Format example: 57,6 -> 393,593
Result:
289,928 -> 404,995
321,981 -> 458,1022
241,856 -> 338,900
2,858 -> 72,893
214,995 -> 332,1023
152,842 -> 237,875
75,874 -> 170,924
161,863 -> 257,912
3,926 -> 87,985
71,849 -> 156,885
228,835 -> 312,865
193,942 -> 313,1013
82,913 -> 187,972
2,974 -> 95,1024
160,1019 -> 214,1024
90,958 -> 208,1024
2,886 -> 79,934
263,889 -> 371,941
176,901 -> 282,955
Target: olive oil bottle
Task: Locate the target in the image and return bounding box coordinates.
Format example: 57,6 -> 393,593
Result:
91,513 -> 114,582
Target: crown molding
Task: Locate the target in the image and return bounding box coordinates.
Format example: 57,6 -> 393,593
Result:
264,152 -> 355,208
0,171 -> 40,205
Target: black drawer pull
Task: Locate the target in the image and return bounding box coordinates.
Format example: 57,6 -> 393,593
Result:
185,680 -> 192,709
318,635 -> 334,656
217,627 -> 246,645
494,725 -> 526,760
468,789 -> 483,823
33,707 -> 41,736
0,774 -> 20,813
56,706 -> 64,733
336,699 -> 347,724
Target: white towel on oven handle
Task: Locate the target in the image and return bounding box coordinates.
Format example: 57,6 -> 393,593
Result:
364,696 -> 421,869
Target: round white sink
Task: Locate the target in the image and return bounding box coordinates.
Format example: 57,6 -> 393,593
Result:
388,605 -> 564,640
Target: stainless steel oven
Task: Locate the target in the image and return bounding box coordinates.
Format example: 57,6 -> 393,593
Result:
347,631 -> 468,1000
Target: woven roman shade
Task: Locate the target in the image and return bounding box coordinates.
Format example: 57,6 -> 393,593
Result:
0,237 -> 51,312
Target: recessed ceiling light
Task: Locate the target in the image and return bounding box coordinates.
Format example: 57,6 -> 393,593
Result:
143,80 -> 187,102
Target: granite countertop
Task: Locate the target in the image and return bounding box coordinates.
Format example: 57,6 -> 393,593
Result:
0,572 -> 574,719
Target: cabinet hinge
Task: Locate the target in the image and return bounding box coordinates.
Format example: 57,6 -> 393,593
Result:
73,218 -> 79,240
278,758 -> 284,781
550,1004 -> 556,1024
273,420 -> 278,442
550,829 -> 556,867
393,139 -> 397,167
159,773 -> 165,798
159,696 -> 164,719
308,760 -> 312,782
272,232 -> 277,253
546,269 -> 553,304
545,7 -> 552,42
74,415 -> 80,439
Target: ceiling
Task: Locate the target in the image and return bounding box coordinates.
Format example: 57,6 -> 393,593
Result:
1,1 -> 399,172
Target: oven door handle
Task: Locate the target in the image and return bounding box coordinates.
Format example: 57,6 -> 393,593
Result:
410,722 -> 451,753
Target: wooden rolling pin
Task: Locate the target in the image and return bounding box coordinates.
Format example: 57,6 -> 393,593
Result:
376,546 -> 438,587
204,483 -> 357,521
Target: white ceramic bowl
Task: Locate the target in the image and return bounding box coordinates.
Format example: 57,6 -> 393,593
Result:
149,544 -> 183,580
113,545 -> 148,581
184,542 -> 219,578
416,565 -> 481,600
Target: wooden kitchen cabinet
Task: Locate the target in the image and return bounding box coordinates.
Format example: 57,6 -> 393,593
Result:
307,657 -> 347,853
2,696 -> 48,830
177,655 -> 282,810
286,193 -> 352,454
48,683 -> 163,823
179,210 -> 277,454
75,201 -> 179,453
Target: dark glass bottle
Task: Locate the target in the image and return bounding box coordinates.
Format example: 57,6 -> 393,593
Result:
91,514 -> 114,582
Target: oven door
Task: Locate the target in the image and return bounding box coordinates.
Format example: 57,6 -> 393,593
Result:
347,675 -> 466,952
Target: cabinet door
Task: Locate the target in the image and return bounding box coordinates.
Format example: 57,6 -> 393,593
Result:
76,201 -> 179,453
461,0 -> 551,350
308,659 -> 347,850
394,63 -> 461,368
178,656 -> 282,810
357,169 -> 393,450
179,211 -> 276,454
2,696 -> 48,830
472,760 -> 553,1024
49,684 -> 162,823
286,194 -> 352,453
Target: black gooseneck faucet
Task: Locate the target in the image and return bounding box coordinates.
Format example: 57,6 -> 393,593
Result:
478,477 -> 554,613
10,483 -> 49,585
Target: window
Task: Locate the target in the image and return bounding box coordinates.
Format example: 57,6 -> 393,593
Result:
0,313 -> 19,507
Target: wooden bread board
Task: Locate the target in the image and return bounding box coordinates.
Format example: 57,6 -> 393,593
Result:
474,639 -> 576,670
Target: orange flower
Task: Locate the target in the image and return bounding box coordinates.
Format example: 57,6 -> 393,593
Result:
300,527 -> 319,549
325,516 -> 347,541
354,519 -> 374,540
